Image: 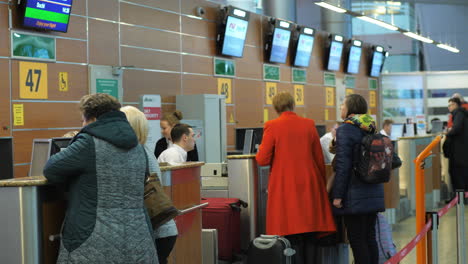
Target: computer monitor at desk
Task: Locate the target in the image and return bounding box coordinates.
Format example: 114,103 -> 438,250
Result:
29,138 -> 72,177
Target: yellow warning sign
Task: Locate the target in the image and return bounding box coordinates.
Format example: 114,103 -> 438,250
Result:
265,82 -> 277,105
264,108 -> 269,122
294,85 -> 304,106
20,61 -> 48,99
369,91 -> 377,107
217,78 -> 232,104
59,72 -> 69,92
13,104 -> 24,126
346,88 -> 354,96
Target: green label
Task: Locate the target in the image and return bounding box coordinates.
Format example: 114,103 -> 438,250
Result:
263,64 -> 280,81
96,79 -> 119,99
12,31 -> 56,61
345,76 -> 356,88
324,72 -> 336,86
369,78 -> 378,90
292,68 -> 306,83
214,58 -> 235,77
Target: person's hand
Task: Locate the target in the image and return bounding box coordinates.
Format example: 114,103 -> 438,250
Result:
333,198 -> 342,208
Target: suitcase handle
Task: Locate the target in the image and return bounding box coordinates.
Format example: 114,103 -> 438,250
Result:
229,200 -> 248,211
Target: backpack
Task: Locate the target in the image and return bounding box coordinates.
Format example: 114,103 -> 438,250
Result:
354,133 -> 394,184
376,213 -> 397,263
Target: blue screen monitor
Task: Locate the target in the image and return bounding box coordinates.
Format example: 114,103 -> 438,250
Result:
327,41 -> 343,71
22,0 -> 73,33
370,46 -> 385,77
270,28 -> 291,63
217,6 -> 250,58
293,27 -> 315,67
346,40 -> 362,74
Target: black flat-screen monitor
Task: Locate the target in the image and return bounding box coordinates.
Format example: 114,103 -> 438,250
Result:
235,127 -> 263,152
327,34 -> 344,71
29,137 -> 72,177
0,137 -> 13,180
266,19 -> 292,64
292,26 -> 315,67
216,6 -> 250,57
370,46 -> 385,77
346,40 -> 362,74
20,0 -> 73,33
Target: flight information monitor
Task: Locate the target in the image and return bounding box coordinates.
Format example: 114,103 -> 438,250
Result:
370,46 -> 385,77
217,7 -> 250,57
346,40 -> 362,74
22,0 -> 73,33
327,35 -> 344,71
293,27 -> 315,67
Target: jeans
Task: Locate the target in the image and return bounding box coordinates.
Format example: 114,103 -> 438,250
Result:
344,214 -> 378,264
155,235 -> 177,264
284,232 -> 317,264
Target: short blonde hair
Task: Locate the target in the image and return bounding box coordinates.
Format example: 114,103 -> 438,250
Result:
272,92 -> 295,113
120,106 -> 148,145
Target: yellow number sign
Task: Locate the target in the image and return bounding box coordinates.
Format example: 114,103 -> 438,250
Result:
294,85 -> 304,106
264,108 -> 269,122
20,61 -> 48,99
369,91 -> 377,107
217,78 -> 232,104
265,82 -> 277,105
346,88 -> 354,96
59,72 -> 69,92
325,87 -> 335,106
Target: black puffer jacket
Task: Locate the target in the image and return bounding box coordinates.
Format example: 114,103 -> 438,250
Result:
446,107 -> 468,166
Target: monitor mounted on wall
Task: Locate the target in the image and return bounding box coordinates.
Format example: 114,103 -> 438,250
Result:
291,26 -> 315,68
265,18 -> 293,64
216,6 -> 250,58
326,34 -> 344,71
19,0 -> 73,33
345,39 -> 363,74
369,45 -> 387,77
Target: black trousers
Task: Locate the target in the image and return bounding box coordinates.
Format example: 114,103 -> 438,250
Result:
284,232 -> 317,264
344,214 -> 378,264
155,235 -> 177,264
448,159 -> 468,191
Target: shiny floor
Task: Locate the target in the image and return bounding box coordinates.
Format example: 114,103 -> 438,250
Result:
390,207 -> 468,264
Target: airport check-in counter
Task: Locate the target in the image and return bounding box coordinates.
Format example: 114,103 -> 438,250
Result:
397,135 -> 441,214
0,162 -> 206,264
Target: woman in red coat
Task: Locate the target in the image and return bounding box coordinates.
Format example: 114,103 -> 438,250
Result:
256,92 -> 336,263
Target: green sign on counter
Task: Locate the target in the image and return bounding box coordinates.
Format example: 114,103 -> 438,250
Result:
369,78 -> 378,90
263,64 -> 280,81
214,58 -> 236,77
292,68 -> 306,83
324,72 -> 336,86
96,79 -> 119,99
345,75 -> 356,88
11,31 -> 56,61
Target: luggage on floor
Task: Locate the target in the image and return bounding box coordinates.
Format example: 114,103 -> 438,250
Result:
376,213 -> 397,263
201,198 -> 246,261
202,229 -> 218,264
246,235 -> 296,264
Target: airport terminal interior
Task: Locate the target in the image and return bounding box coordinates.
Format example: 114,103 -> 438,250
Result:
0,0 -> 467,263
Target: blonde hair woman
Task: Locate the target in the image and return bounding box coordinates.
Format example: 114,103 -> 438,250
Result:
154,110 -> 199,161
120,106 -> 178,264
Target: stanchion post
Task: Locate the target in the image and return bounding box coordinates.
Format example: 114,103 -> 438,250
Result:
426,212 -> 439,264
456,190 -> 466,264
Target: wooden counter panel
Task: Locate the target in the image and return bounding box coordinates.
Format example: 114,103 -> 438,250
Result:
89,20 -> 119,66
41,186 -> 66,264
14,165 -> 30,178
121,25 -> 180,52
227,123 -> 235,147
384,170 -> 400,208
432,153 -> 441,189
170,210 -> 202,264
171,168 -> 201,210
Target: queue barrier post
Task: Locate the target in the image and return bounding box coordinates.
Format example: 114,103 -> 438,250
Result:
426,211 -> 439,264
456,190 -> 466,264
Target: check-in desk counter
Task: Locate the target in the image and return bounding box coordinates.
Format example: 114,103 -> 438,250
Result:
0,176 -> 66,264
160,162 -> 206,264
397,135 -> 441,213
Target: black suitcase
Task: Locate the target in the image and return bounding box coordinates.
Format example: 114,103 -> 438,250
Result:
247,235 -> 296,264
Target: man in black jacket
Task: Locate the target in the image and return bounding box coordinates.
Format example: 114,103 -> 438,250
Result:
446,97 -> 468,192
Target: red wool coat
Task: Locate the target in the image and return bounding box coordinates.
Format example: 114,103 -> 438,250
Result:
256,111 -> 336,236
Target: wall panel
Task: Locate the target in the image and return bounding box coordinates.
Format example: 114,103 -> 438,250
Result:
89,20 -> 119,66
121,46 -> 181,72
182,35 -> 216,56
12,102 -> 81,129
0,4 -> 9,57
121,25 -> 181,52
123,70 -> 181,102
235,80 -> 263,127
0,59 -> 10,137
88,0 -> 119,21
121,2 -> 180,32
56,39 -> 87,63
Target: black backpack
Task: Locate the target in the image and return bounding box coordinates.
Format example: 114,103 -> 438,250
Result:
354,133 -> 394,184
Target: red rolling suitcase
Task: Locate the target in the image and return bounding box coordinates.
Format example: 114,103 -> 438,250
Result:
201,198 -> 246,261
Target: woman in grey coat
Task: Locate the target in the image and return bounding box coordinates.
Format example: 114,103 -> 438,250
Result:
44,94 -> 158,264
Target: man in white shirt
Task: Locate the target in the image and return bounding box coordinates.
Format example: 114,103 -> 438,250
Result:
158,123 -> 195,165
320,123 -> 339,164
380,119 -> 394,137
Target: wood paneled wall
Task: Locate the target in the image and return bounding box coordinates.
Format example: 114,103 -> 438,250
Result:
0,0 -> 380,177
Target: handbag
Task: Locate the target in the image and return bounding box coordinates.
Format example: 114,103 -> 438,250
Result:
143,151 -> 179,229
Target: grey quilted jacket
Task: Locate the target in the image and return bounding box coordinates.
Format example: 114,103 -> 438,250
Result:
44,111 -> 158,264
